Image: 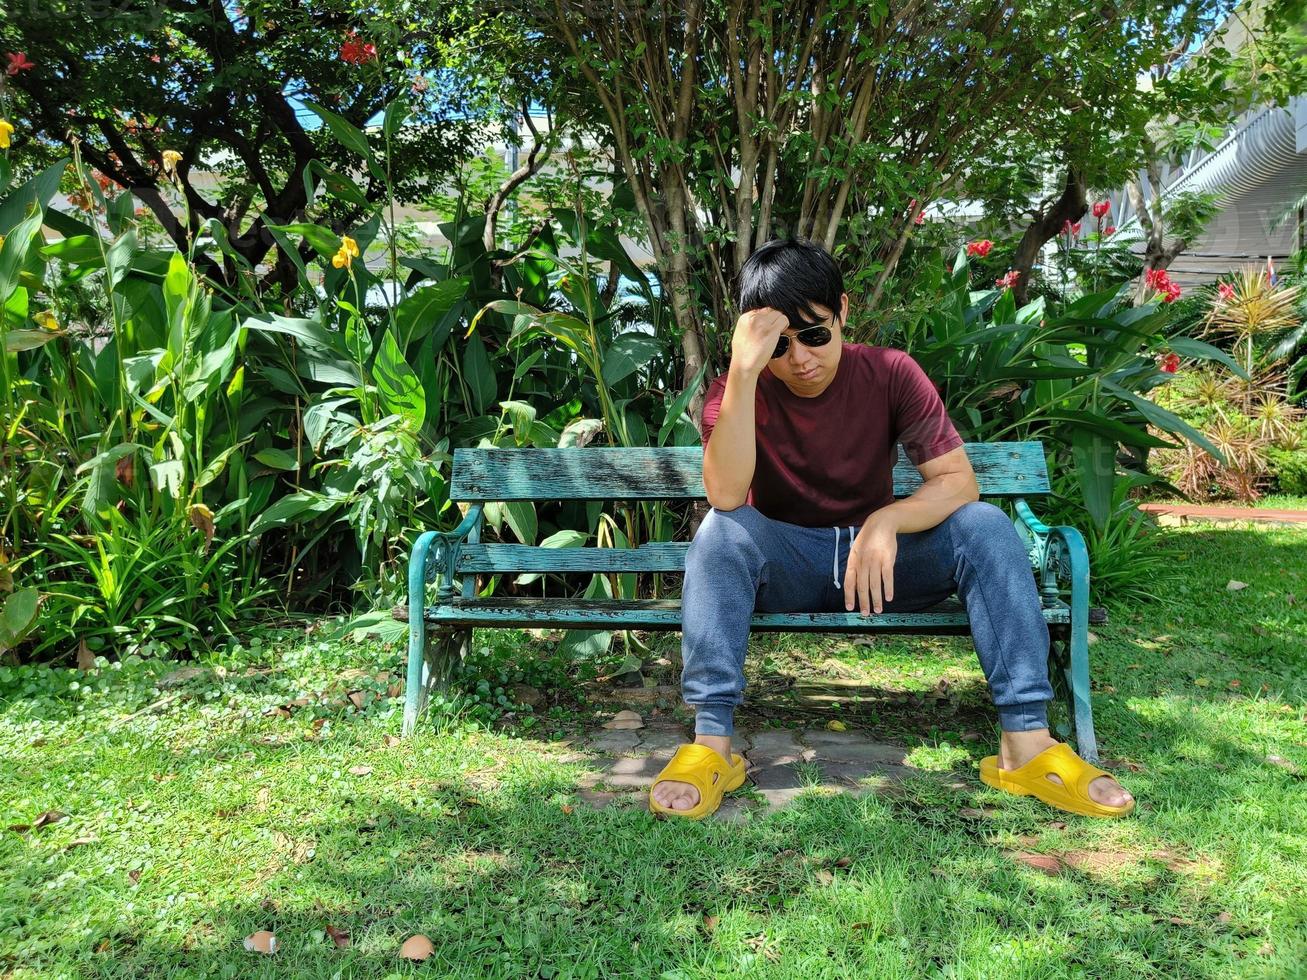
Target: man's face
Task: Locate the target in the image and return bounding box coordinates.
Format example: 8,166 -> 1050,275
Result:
764,293 -> 848,397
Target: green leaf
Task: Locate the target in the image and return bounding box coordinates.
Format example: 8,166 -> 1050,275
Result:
1071,429 -> 1114,530
374,329 -> 427,429
499,400 -> 538,446
1046,411 -> 1178,450
254,448 -> 299,471
503,500 -> 538,546
149,460 -> 184,498
658,361 -> 710,446
267,222 -> 342,259
1102,380 -> 1227,465
0,589 -> 41,652
602,331 -> 662,385
1164,336 -> 1250,380
463,333 -> 497,415
382,100 -> 411,143
249,491 -> 341,534
0,211 -> 44,305
558,574 -> 613,659
4,329 -> 61,353
302,100 -> 372,159
394,279 -> 468,347
241,313 -> 341,352
0,159 -> 67,237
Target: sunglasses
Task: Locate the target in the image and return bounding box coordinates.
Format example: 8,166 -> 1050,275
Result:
772,324 -> 834,359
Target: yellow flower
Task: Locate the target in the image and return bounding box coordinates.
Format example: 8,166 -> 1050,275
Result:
0,119 -> 14,150
32,310 -> 60,331
161,149 -> 182,174
331,234 -> 360,270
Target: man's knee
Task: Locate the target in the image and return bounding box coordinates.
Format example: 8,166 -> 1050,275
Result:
689,505 -> 768,562
948,500 -> 1021,551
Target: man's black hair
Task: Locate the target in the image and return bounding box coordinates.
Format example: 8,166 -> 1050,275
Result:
737,238 -> 844,329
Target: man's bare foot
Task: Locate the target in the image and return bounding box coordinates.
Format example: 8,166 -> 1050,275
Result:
650,734 -> 732,811
999,729 -> 1133,808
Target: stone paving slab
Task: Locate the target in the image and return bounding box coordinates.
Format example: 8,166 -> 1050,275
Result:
569,720 -> 918,821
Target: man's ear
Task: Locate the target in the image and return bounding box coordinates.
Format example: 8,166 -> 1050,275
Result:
839,292 -> 849,325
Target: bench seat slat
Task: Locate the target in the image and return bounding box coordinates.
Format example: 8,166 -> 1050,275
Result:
449,443 -> 1050,501
422,596 -> 1080,631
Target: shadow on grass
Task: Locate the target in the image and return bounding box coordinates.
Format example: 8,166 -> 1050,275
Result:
29,765 -> 1259,979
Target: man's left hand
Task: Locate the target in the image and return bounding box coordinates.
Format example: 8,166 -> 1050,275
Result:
845,513 -> 899,615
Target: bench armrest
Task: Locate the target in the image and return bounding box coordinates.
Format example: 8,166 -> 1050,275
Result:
407,504 -> 485,619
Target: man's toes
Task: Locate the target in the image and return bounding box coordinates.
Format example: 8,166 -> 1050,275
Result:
1090,775 -> 1132,807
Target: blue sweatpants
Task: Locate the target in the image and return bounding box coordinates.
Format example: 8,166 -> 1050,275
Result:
680,501 -> 1053,737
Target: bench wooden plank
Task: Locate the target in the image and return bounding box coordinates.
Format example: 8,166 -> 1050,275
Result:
417,596 -> 1087,631
457,542 -> 689,574
448,443 -> 1050,501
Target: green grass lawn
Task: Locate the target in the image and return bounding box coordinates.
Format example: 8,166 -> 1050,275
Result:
2,522 -> 1305,978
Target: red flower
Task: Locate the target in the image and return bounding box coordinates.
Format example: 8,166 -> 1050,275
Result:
1217,282 -> 1235,302
1103,225 -> 1116,236
966,239 -> 994,258
339,31 -> 377,65
1158,353 -> 1180,373
5,51 -> 35,76
1092,200 -> 1111,219
995,270 -> 1020,289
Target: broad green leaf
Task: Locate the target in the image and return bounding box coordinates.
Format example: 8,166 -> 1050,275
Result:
254,448 -> 299,471
515,529 -> 587,585
602,331 -> 662,385
1071,429 -> 1114,530
302,99 -> 372,159
267,221 -> 342,258
1164,336 -> 1250,380
658,361 -> 711,446
503,500 -> 538,546
499,400 -> 537,445
463,333 -> 496,415
149,460 -> 184,498
4,329 -> 61,353
0,211 -> 44,304
558,574 -> 613,660
241,313 -> 340,351
374,330 -> 426,429
0,588 -> 41,651
1102,380 -> 1227,465
249,491 -> 341,534
394,279 -> 468,347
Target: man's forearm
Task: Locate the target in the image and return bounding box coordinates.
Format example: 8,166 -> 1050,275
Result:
702,372 -> 758,509
868,471 -> 980,533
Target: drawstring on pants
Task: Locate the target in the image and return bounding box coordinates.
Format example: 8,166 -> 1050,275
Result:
832,525 -> 858,588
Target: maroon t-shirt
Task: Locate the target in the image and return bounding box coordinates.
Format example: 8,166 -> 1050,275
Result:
700,343 -> 963,527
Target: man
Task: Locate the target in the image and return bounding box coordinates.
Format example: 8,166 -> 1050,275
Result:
648,238 -> 1134,821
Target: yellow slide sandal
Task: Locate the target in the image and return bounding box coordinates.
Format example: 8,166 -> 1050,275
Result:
980,743 -> 1135,819
648,743 -> 748,820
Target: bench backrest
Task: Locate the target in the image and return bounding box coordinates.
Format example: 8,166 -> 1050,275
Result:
449,442 -> 1049,501
446,442 -> 1048,581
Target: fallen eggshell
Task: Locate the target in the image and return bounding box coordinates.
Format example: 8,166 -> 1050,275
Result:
602,710 -> 643,730
243,931 -> 278,955
400,934 -> 435,961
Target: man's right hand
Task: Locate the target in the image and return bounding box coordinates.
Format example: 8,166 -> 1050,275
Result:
729,307 -> 789,378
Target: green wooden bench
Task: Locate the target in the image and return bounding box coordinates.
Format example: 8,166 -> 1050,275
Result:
401,441 -> 1105,761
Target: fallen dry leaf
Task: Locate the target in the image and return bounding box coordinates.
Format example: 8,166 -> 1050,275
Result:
834,856 -> 852,868
128,869 -> 142,884
348,766 -> 373,777
1194,677 -> 1211,688
243,931 -> 277,955
1061,850 -> 1136,872
602,709 -> 643,731
64,836 -> 96,849
814,869 -> 834,886
1226,580 -> 1248,592
1004,851 -> 1062,875
1227,679 -> 1241,690
1048,821 -> 1067,831
77,640 -> 96,671
1217,911 -> 1232,924
702,914 -> 719,933
825,719 -> 847,732
561,804 -> 574,815
325,924 -> 351,949
383,735 -> 402,747
347,691 -> 367,710
1265,754 -> 1299,774
400,934 -> 435,961
32,810 -> 68,830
